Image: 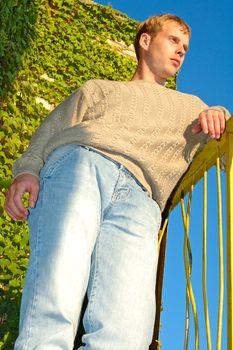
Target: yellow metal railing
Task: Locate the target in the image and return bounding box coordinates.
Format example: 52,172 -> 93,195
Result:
152,116 -> 233,350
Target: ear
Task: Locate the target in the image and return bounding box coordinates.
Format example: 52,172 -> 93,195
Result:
139,33 -> 152,51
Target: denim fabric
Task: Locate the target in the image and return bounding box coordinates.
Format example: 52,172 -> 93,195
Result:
15,144 -> 161,350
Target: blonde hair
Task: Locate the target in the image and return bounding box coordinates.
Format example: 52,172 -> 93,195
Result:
134,14 -> 191,61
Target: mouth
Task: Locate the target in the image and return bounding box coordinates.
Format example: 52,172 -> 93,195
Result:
171,58 -> 180,67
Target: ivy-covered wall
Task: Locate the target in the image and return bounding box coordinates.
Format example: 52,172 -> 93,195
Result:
0,0 -> 175,347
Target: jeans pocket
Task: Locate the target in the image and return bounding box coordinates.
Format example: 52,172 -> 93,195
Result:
40,144 -> 78,180
112,187 -> 130,202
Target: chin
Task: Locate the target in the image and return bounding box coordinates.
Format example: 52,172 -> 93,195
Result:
165,69 -> 178,78
163,72 -> 175,80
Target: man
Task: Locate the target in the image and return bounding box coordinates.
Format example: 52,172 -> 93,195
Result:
5,14 -> 230,349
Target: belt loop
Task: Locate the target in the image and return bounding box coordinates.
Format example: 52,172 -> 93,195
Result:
81,145 -> 90,151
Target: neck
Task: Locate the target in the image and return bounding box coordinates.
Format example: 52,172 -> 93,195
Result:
131,65 -> 166,85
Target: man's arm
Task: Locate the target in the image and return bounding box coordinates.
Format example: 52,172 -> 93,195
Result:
12,87 -> 89,179
191,105 -> 231,174
192,108 -> 227,139
5,84 -> 91,221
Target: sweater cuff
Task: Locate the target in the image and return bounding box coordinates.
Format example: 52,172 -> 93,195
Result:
13,156 -> 44,179
208,106 -> 231,120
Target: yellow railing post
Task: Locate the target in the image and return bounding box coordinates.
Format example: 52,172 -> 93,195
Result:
226,123 -> 233,350
181,187 -> 199,350
216,154 -> 224,350
202,165 -> 212,350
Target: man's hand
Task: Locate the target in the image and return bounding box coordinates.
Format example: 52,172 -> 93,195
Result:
4,174 -> 39,221
192,109 -> 226,139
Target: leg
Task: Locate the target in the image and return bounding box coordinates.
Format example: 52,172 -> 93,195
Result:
15,145 -> 105,349
80,161 -> 161,350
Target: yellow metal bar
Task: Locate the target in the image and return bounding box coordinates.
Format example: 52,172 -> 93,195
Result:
181,198 -> 191,350
216,154 -> 224,350
184,229 -> 192,350
153,225 -> 168,350
226,125 -> 233,350
181,188 -> 199,350
158,217 -> 169,251
184,291 -> 190,350
202,166 -> 212,350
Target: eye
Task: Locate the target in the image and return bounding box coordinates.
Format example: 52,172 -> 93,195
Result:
169,36 -> 178,44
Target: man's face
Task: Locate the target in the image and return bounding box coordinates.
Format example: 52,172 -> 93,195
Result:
140,21 -> 190,84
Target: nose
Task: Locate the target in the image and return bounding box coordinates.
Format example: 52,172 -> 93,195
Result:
176,44 -> 185,57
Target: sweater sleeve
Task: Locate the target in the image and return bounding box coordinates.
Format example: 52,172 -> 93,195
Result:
13,85 -> 90,178
193,96 -> 232,170
194,96 -> 231,121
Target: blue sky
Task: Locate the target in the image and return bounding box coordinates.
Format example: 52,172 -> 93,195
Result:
95,0 -> 233,348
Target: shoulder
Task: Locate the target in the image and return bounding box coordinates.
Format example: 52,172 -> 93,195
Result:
80,79 -> 116,97
81,79 -> 134,102
165,87 -> 208,110
166,86 -> 204,102
82,79 -> 134,92
82,79 -> 122,90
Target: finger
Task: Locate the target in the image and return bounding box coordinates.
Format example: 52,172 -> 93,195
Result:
213,111 -> 221,139
199,112 -> 208,134
192,123 -> 202,134
4,207 -> 17,221
206,110 -> 215,138
4,189 -> 27,220
219,111 -> 226,133
5,201 -> 28,220
28,183 -> 39,208
12,185 -> 29,216
4,205 -> 25,221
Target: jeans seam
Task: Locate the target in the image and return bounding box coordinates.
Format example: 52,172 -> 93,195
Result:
25,181 -> 44,348
86,236 -> 100,332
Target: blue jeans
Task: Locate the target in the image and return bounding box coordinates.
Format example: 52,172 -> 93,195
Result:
15,144 -> 161,350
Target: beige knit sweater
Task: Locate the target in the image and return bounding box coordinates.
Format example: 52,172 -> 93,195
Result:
13,79 -> 230,211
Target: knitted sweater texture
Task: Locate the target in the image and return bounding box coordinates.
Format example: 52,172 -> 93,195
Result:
13,79 -> 230,210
